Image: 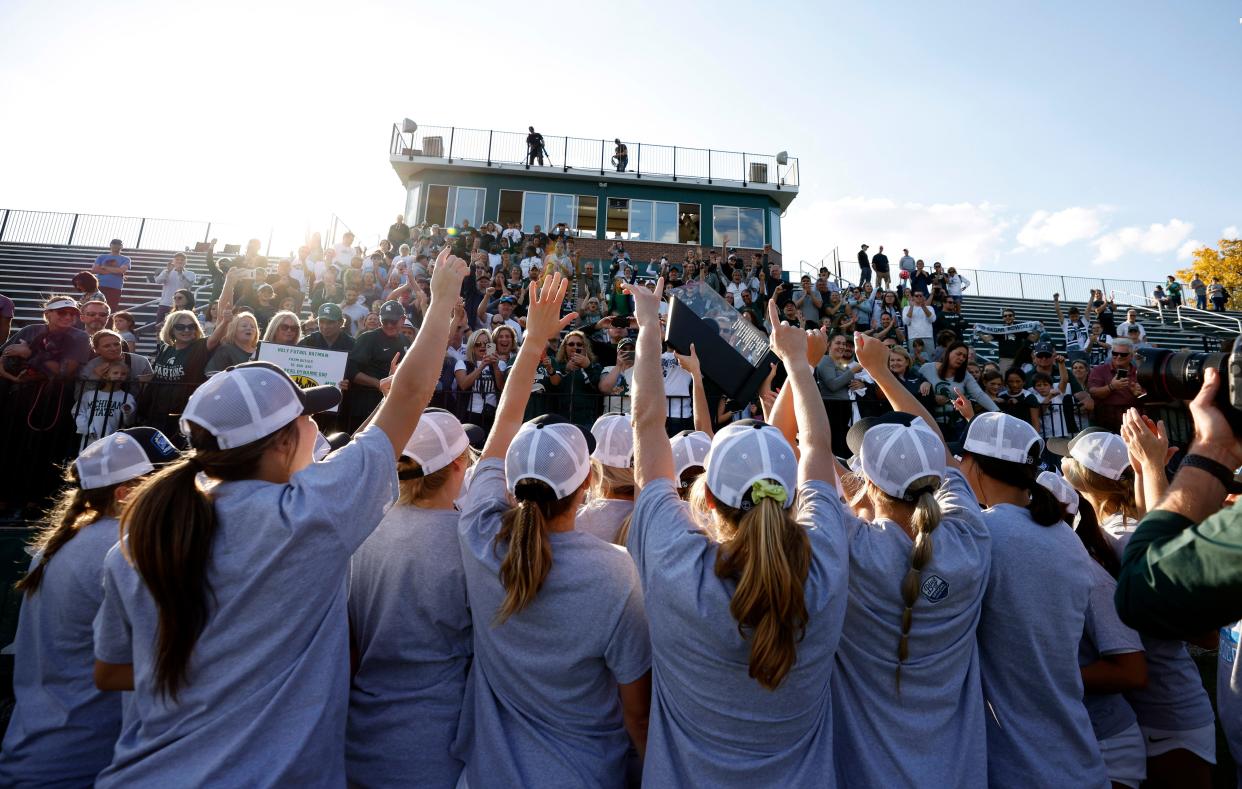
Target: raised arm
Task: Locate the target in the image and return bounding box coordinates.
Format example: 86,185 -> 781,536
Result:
626,278 -> 676,487
480,274 -> 576,462
371,247 -> 468,458
207,267 -> 244,351
766,327 -> 828,451
1053,292 -> 1064,322
674,345 -> 714,438
766,300 -> 835,487
855,332 -> 955,466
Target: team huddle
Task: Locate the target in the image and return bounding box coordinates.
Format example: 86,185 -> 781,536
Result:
0,247 -> 1227,788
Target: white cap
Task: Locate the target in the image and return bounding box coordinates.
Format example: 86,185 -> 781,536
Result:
590,413 -> 634,468
44,297 -> 80,312
671,430 -> 713,483
1068,431 -> 1130,481
75,429 -> 179,490
401,409 -> 469,476
505,415 -> 592,499
962,412 -> 1043,465
704,421 -> 797,510
860,423 -> 946,500
1037,471 -> 1080,515
180,361 -> 340,450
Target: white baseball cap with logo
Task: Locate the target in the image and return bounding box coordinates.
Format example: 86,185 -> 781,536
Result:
1067,431 -> 1131,481
591,413 -> 634,468
401,408 -> 470,476
180,361 -> 341,449
704,420 -> 798,509
505,415 -> 595,499
962,411 -> 1044,465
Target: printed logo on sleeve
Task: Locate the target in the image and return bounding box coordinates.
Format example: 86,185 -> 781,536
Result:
921,574 -> 949,603
1220,621 -> 1241,665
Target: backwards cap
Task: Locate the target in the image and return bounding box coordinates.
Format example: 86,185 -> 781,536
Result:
402,409 -> 470,477
76,427 -> 180,490
1067,431 -> 1130,481
704,420 -> 797,509
671,430 -> 713,483
962,411 -> 1043,465
860,422 -> 946,500
180,361 -> 341,449
505,415 -> 594,499
590,413 -> 634,468
1036,471 -> 1080,515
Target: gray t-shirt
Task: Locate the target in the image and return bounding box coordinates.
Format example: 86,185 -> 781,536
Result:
1101,514 -> 1216,732
628,477 -> 849,786
831,469 -> 992,787
347,505 -> 472,788
1079,559 -> 1143,740
0,518 -> 123,787
454,459 -> 651,788
575,498 -> 634,544
977,506 -> 1107,788
92,425 -> 398,787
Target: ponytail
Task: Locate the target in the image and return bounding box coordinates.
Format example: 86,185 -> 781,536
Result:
712,489 -> 810,690
121,420 -> 296,700
16,466 -> 118,595
1071,495 -> 1120,578
494,479 -> 573,623
1061,458 -> 1141,525
869,475 -> 943,690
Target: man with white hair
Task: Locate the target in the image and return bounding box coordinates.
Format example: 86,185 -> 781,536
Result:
1115,309 -> 1147,342
1086,336 -> 1143,431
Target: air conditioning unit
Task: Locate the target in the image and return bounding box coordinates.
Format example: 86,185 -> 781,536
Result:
748,162 -> 769,184
423,136 -> 444,157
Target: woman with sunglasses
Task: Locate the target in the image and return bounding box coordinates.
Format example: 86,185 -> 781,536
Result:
546,330 -> 602,429
261,311 -> 303,347
140,267 -> 241,442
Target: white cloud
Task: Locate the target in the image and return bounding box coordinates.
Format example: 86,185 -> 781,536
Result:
1091,219 -> 1193,264
1177,240 -> 1205,261
780,196 -> 1010,271
1223,225 -> 1239,240
1015,207 -> 1104,249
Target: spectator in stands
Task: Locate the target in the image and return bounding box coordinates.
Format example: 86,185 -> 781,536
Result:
241,284 -> 278,334
1115,309 -> 1147,343
546,330 -> 602,428
300,303 -> 355,354
879,345 -> 935,411
91,239 -> 131,312
73,361 -> 136,446
857,244 -> 871,286
311,266 -> 345,313
262,311 -> 303,346
0,292 -> 12,343
921,340 -> 998,437
82,330 -> 153,382
492,325 -> 518,365
333,232 -> 358,271
898,249 -> 917,286
994,367 -> 1039,429
816,333 -> 861,457
1052,293 -> 1091,360
909,259 -> 932,296
205,311 -> 259,374
1164,275 -> 1183,307
346,300 -> 413,433
945,267 -> 970,302
1209,277 -> 1228,311
0,297 -> 92,384
153,253 -> 198,324
872,247 -> 894,290
172,289 -> 195,317
1152,284 -> 1166,306
477,294 -> 524,342
902,290 -> 936,353
525,126 -> 546,166
1087,289 -> 1116,338
340,288 -> 369,335
1190,272 -> 1207,310
111,311 -> 137,352
80,301 -> 111,337
72,271 -> 107,305
455,329 -> 507,427
935,297 -> 968,341
1086,336 -> 1142,431
387,214 -> 411,251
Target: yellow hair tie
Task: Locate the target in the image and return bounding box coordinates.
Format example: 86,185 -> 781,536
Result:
750,479 -> 788,506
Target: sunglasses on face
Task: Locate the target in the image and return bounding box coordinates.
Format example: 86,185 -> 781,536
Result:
173,323 -> 197,331
1113,352 -> 1131,358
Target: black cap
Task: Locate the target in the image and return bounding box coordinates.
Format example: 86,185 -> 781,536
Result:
845,412 -> 919,457
118,427 -> 181,466
1033,342 -> 1053,356
461,422 -> 487,452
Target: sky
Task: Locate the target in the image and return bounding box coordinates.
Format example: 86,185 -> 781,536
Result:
1,0 -> 1238,284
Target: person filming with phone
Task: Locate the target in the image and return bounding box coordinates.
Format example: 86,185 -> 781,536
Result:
1086,336 -> 1143,431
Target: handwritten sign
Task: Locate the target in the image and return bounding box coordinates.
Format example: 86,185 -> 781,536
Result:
257,343 -> 348,412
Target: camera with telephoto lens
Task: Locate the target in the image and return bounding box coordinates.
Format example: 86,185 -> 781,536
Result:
1135,336 -> 1242,435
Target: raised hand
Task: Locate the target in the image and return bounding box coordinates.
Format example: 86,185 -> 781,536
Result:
951,387 -> 975,421
805,326 -> 829,366
1120,408 -> 1172,470
622,277 -> 665,321
853,331 -> 889,376
766,299 -> 807,365
525,273 -> 577,345
430,246 -> 467,303
675,343 -> 701,376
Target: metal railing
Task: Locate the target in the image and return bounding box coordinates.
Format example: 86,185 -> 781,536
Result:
0,208 -> 352,258
1176,305 -> 1242,336
390,124 -> 800,188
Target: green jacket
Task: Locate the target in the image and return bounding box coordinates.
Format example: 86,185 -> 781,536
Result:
1114,500 -> 1242,639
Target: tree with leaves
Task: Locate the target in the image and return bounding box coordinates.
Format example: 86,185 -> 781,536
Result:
1176,238 -> 1240,309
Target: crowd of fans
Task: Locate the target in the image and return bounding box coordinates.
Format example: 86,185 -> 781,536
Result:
1,248 -> 1241,788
